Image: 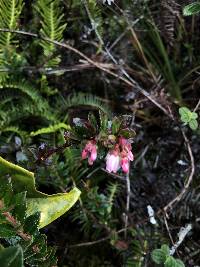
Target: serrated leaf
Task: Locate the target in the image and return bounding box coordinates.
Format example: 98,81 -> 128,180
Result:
164,256 -> 177,267
0,245 -> 24,267
26,187 -> 81,228
12,192 -> 27,224
189,119 -> 198,130
99,111 -> 108,131
183,2 -> 200,16
23,212 -> 40,236
112,117 -> 122,134
119,128 -> 136,139
0,224 -> 16,238
151,249 -> 166,264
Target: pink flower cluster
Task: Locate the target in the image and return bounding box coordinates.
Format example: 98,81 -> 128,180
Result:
81,140 -> 97,165
82,137 -> 134,174
106,137 -> 134,174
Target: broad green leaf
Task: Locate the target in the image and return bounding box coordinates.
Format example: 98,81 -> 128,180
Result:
179,107 -> 191,123
0,245 -> 24,267
161,244 -> 170,256
151,248 -> 166,264
183,2 -> 200,16
30,123 -> 70,136
191,112 -> 198,119
175,259 -> 185,267
0,156 -> 44,198
189,119 -> 198,130
0,157 -> 81,228
179,107 -> 191,115
164,256 -> 177,267
26,188 -> 81,228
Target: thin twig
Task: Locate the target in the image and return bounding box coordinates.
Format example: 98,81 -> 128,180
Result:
68,227 -> 127,248
0,28 -> 172,119
164,130 -> 195,213
164,213 -> 175,247
124,171 -> 130,239
193,99 -> 200,112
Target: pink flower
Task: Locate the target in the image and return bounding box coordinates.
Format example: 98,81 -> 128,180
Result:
82,141 -> 97,165
106,152 -> 120,173
121,157 -> 129,173
119,137 -> 134,173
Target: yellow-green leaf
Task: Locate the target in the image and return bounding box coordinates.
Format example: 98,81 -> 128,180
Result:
0,156 -> 81,228
26,188 -> 81,228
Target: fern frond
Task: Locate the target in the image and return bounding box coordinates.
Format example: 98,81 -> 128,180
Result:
183,2 -> 200,16
0,126 -> 26,138
84,0 -> 104,43
106,182 -> 119,215
30,123 -> 71,136
0,80 -> 50,113
0,0 -> 24,47
35,0 -> 67,66
62,93 -> 111,115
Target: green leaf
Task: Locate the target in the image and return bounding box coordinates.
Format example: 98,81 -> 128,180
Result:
119,128 -> 136,139
179,107 -> 191,123
164,256 -> 177,267
12,192 -> 27,224
183,2 -> 200,16
0,156 -> 43,198
112,117 -> 122,134
0,157 -> 81,228
99,111 -> 108,131
189,119 -> 198,130
30,123 -> 70,136
151,248 -> 166,264
161,244 -> 170,256
26,188 -> 81,228
0,245 -> 24,267
88,112 -> 98,133
0,224 -> 16,238
191,112 -> 198,119
23,212 -> 40,236
175,259 -> 185,267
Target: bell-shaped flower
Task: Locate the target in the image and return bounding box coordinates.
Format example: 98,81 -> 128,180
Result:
121,157 -> 129,173
106,152 -> 120,173
82,141 -> 97,165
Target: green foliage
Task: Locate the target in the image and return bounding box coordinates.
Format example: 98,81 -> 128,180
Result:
0,0 -> 24,81
63,93 -> 111,115
0,177 -> 57,266
179,107 -> 198,130
0,156 -> 81,227
35,0 -> 67,66
0,0 -> 23,47
183,2 -> 200,16
30,123 -> 70,136
0,245 -> 23,267
151,245 -> 185,267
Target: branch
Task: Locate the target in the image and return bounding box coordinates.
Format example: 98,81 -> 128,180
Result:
164,129 -> 195,213
0,28 -> 172,119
